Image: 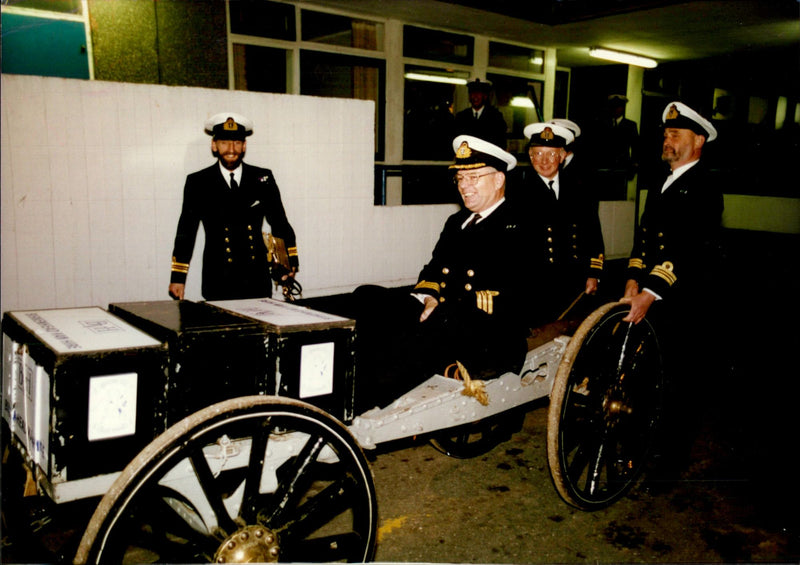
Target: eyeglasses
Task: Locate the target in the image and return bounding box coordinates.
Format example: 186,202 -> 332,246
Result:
453,171 -> 497,186
529,151 -> 561,162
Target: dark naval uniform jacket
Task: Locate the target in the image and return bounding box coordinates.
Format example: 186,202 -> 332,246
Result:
626,161 -> 723,303
515,170 -> 605,323
454,105 -> 508,148
412,200 -> 532,376
170,162 -> 298,300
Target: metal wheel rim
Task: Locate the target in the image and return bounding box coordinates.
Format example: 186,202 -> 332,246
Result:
75,396 -> 377,564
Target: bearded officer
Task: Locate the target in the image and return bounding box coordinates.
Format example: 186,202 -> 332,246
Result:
168,112 -> 298,301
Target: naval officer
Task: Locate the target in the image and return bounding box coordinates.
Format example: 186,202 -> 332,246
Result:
353,135 -> 531,410
168,112 -> 298,301
517,121 -> 605,324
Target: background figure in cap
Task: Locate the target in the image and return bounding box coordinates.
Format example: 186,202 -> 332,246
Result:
513,122 -> 605,327
589,94 -> 640,197
454,79 -> 508,148
351,135 -> 531,411
620,101 -> 724,475
168,112 -> 299,301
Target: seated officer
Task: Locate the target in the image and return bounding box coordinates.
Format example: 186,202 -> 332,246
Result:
353,135 -> 531,410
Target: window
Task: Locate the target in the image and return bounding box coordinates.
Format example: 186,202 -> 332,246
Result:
300,50 -> 385,159
403,25 -> 473,66
229,0 -> 295,41
403,66 -> 469,161
232,44 -> 288,94
487,73 -> 543,155
301,10 -> 383,51
489,42 -> 544,74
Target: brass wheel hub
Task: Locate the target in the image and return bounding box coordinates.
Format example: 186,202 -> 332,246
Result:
214,525 -> 280,563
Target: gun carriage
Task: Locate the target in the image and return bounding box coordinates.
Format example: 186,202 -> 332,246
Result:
1,296 -> 664,564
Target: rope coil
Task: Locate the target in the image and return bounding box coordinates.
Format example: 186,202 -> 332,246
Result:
444,360 -> 489,406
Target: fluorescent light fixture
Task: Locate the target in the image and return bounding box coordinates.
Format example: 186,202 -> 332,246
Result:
510,96 -> 535,108
404,72 -> 468,85
589,48 -> 657,68
529,56 -> 544,66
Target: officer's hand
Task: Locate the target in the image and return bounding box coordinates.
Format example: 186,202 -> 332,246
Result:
622,279 -> 639,299
419,296 -> 438,322
281,267 -> 298,282
168,283 -> 185,300
585,277 -> 599,295
620,291 -> 655,324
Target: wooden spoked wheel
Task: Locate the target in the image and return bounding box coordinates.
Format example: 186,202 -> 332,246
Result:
547,302 -> 664,510
75,396 -> 377,564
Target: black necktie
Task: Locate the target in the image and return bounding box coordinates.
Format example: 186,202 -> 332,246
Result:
230,172 -> 238,190
465,213 -> 481,228
548,180 -> 556,199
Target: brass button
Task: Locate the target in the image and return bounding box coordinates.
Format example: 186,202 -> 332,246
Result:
658,232 -> 664,237
467,269 -> 475,277
548,247 -> 554,253
227,258 -> 233,263
249,235 -> 253,240
659,245 -> 665,250
247,225 -> 253,230
572,234 -> 577,239
442,267 -> 450,275
547,227 -> 553,232
464,283 -> 472,291
547,237 -> 553,243
225,237 -> 230,243
226,248 -> 231,253
441,281 -> 447,288
548,258 -> 555,263
439,296 -> 446,303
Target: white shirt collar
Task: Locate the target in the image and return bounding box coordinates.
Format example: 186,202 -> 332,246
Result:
661,159 -> 699,192
462,197 -> 505,228
220,162 -> 243,187
538,172 -> 560,199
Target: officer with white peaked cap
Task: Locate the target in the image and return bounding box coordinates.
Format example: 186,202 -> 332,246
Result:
169,112 -> 299,301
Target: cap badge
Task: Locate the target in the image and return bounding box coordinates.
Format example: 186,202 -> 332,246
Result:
456,141 -> 473,159
540,127 -> 554,140
223,117 -> 239,131
666,105 -> 680,120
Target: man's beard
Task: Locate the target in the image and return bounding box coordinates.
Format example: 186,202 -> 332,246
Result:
216,151 -> 245,170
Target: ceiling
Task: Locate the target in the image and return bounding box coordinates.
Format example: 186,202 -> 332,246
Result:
308,0 -> 800,68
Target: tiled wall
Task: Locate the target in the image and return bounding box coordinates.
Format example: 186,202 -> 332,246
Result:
1,74 -> 637,315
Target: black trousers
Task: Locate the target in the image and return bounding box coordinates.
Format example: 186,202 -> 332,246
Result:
352,285 -> 527,412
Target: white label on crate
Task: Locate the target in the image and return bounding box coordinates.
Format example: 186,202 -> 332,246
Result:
210,298 -> 350,327
15,356 -> 50,468
2,334 -> 19,427
87,373 -> 138,441
299,342 -> 334,398
12,308 -> 160,353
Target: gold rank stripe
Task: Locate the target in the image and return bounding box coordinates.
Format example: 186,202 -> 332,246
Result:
628,258 -> 644,270
650,262 -> 677,286
288,246 -> 298,257
414,280 -> 440,293
171,258 -> 190,273
476,290 -> 499,315
590,256 -> 604,269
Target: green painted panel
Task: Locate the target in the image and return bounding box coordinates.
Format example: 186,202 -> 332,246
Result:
1,13 -> 89,79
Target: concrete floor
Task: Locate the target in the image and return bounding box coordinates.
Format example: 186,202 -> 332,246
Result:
367,398 -> 799,563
